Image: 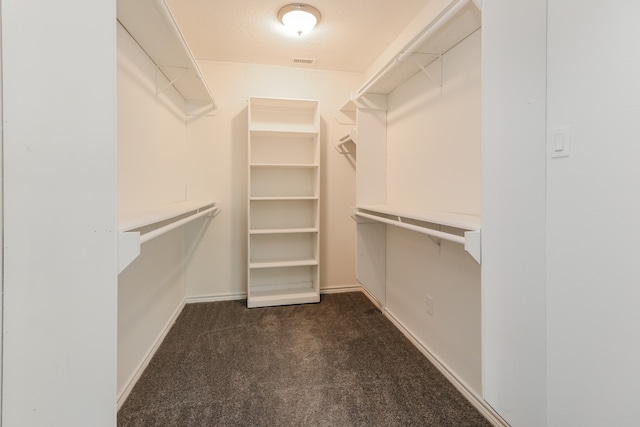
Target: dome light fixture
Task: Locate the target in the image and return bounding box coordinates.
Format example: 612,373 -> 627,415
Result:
278,4 -> 321,37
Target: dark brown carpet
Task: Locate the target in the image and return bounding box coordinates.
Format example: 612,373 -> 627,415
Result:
118,292 -> 491,426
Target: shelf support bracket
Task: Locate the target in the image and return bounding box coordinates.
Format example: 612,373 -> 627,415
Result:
155,65 -> 191,96
334,144 -> 349,154
427,235 -> 442,247
464,230 -> 481,264
118,231 -> 141,274
411,55 -> 442,89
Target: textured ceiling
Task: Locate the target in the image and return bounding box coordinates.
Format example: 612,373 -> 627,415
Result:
166,0 -> 431,72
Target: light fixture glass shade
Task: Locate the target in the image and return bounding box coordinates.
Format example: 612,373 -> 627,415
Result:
278,4 -> 321,36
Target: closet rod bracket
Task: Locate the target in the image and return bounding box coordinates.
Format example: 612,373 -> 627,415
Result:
155,65 -> 192,96
411,54 -> 442,89
464,230 -> 481,264
427,235 -> 442,247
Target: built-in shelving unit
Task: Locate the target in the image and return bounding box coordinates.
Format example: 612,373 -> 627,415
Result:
116,0 -> 222,274
116,0 -> 217,111
355,0 -> 481,99
247,97 -> 321,308
118,200 -> 220,274
349,0 -> 483,305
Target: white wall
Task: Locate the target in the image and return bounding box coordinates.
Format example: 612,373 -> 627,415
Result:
117,22 -> 187,213
481,1 -> 548,425
185,62 -> 363,299
386,30 -> 481,215
1,0 -> 118,425
0,21 -> 4,406
546,1 -> 640,425
116,23 -> 190,400
383,29 -> 483,396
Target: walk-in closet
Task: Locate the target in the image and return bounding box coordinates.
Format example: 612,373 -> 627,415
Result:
4,0 -> 640,426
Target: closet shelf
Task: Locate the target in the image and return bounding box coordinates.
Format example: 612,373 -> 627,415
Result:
250,163 -> 318,169
118,200 -> 220,273
249,228 -> 318,235
248,286 -> 318,308
355,0 -> 481,99
249,126 -> 318,134
250,197 -> 318,201
117,0 -> 217,109
340,99 -> 357,114
354,205 -> 481,263
335,129 -> 357,153
250,257 -> 319,269
119,200 -> 217,231
250,130 -> 319,138
357,204 -> 480,230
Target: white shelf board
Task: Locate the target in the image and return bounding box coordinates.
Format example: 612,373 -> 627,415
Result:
117,0 -> 216,105
249,97 -> 320,110
247,285 -> 319,308
118,200 -> 217,274
250,130 -> 318,138
249,257 -> 318,269
340,129 -> 357,144
119,200 -> 216,232
340,98 -> 357,113
356,0 -> 481,97
250,163 -> 319,169
250,197 -> 318,201
357,204 -> 480,231
336,129 -> 357,153
249,125 -> 318,134
249,228 -> 318,235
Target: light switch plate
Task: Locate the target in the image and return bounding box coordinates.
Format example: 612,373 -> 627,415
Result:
551,126 -> 571,158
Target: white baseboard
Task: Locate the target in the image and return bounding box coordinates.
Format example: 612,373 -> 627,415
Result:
357,284 -> 384,310
185,292 -> 247,304
117,299 -> 186,410
320,284 -> 363,294
384,308 -> 508,427
184,286 -> 363,304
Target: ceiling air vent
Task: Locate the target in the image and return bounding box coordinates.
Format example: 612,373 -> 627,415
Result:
292,57 -> 316,65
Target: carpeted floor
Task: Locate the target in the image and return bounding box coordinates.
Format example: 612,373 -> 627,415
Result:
118,292 -> 492,426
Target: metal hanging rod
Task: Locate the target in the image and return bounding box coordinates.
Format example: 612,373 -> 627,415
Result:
140,206 -> 220,244
354,211 -> 465,244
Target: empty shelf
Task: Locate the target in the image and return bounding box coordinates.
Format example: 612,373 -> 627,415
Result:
335,129 -> 357,153
118,200 -> 219,273
117,0 -> 217,107
247,285 -> 319,308
357,204 -> 480,231
119,200 -> 217,231
250,228 -> 318,235
355,0 -> 481,98
354,205 -> 481,263
250,257 -> 318,269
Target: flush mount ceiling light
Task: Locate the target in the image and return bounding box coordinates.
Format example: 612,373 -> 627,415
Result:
278,4 -> 321,36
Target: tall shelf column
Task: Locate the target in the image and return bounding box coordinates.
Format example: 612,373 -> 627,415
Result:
247,97 -> 321,308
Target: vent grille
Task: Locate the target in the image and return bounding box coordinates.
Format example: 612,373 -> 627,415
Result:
292,57 -> 316,65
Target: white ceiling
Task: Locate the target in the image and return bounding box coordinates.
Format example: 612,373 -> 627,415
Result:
166,0 -> 431,73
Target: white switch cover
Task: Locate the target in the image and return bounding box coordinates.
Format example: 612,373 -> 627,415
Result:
551,126 -> 571,158
425,295 -> 434,316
